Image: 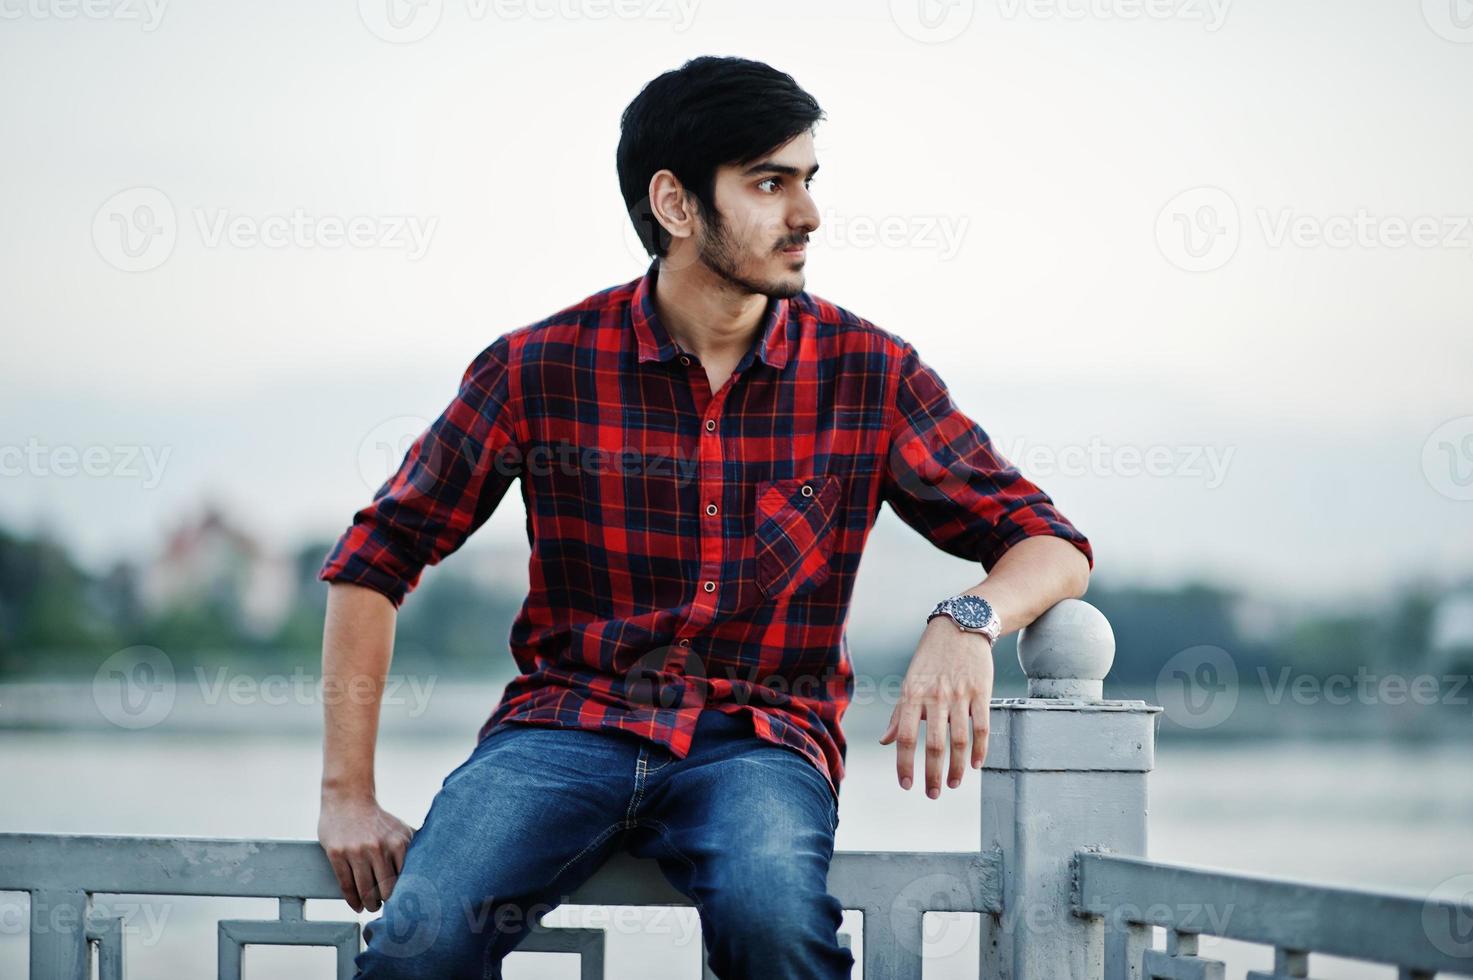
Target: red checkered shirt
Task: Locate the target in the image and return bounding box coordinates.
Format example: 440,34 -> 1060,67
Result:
318,259 -> 1094,803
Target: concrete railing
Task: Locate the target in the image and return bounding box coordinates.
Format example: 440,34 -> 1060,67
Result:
3,598 -> 1471,979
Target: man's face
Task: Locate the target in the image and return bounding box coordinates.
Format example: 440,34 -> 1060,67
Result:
694,131 -> 821,299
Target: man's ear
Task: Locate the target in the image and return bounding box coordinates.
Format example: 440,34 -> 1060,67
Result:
649,170 -> 696,245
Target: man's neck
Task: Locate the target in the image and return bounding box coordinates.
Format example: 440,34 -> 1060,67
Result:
651,259 -> 769,366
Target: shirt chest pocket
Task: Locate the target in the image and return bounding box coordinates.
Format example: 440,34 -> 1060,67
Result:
754,475 -> 842,601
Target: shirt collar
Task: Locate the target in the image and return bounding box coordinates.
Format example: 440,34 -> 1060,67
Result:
630,258 -> 791,371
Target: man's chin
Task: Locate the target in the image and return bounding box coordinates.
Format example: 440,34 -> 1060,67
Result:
763,263 -> 805,299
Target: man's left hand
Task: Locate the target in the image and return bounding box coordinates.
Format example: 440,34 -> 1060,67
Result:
878,615 -> 994,798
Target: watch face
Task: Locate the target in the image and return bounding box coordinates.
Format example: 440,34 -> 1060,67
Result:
947,595 -> 993,629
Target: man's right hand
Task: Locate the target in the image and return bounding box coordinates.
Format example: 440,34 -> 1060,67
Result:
318,792 -> 416,913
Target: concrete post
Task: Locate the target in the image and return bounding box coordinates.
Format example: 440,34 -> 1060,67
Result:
980,598 -> 1162,980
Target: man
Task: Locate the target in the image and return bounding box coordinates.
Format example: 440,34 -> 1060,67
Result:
317,55 -> 1093,979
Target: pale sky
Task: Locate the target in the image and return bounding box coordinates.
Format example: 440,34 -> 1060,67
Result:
2,0 -> 1471,608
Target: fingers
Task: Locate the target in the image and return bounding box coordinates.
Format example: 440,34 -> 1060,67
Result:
947,700 -> 969,789
893,698 -> 923,790
328,852 -> 363,912
971,696 -> 990,771
349,852 -> 380,914
925,702 -> 947,798
367,845 -> 397,909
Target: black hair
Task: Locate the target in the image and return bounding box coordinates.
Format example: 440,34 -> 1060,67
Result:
617,56 -> 826,259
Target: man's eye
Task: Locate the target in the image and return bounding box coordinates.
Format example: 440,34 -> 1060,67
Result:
757,177 -> 815,193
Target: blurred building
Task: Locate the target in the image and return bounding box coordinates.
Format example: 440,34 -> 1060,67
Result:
138,503 -> 294,639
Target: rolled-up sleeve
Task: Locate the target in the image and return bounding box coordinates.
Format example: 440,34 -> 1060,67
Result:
318,334 -> 522,608
880,341 -> 1094,574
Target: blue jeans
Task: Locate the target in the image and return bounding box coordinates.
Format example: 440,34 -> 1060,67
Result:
355,708 -> 853,979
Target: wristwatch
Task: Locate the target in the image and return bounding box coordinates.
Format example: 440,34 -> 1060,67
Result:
927,594 -> 1002,643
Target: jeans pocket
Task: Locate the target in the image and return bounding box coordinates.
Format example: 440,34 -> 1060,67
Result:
754,474 -> 841,601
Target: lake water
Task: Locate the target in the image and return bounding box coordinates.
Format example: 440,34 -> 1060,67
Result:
2,707 -> 1471,977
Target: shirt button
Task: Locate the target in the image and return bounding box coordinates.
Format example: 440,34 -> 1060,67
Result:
703,580 -> 716,592
677,638 -> 691,647
704,419 -> 716,432
679,355 -> 691,366
800,484 -> 813,497
706,503 -> 718,516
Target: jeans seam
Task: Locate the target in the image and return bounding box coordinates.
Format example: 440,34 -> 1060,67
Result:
642,817 -> 706,918
624,753 -> 648,827
544,821 -> 626,899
